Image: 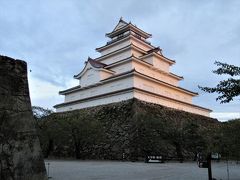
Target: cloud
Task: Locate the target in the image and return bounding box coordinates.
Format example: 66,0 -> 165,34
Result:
28,72 -> 78,109
211,112 -> 240,122
0,0 -> 239,114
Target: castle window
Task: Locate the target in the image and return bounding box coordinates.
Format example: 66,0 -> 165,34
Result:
117,33 -> 124,39
134,33 -> 141,39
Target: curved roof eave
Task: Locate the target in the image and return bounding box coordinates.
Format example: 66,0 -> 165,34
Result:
74,61 -> 89,79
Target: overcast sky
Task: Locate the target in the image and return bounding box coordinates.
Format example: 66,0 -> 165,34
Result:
0,0 -> 239,121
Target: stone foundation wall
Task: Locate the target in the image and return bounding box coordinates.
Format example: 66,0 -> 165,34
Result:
40,98 -> 218,161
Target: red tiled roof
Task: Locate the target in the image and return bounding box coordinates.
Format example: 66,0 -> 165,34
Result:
73,57 -> 108,79
147,47 -> 162,54
88,57 -> 106,68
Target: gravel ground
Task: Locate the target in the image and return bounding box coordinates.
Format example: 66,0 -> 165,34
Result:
44,160 -> 240,180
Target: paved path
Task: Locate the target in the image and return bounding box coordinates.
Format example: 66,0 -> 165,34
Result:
44,160 -> 240,180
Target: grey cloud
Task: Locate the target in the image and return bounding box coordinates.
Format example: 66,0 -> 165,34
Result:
0,0 -> 239,113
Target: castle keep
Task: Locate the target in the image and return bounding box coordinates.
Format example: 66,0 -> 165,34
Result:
54,18 -> 211,116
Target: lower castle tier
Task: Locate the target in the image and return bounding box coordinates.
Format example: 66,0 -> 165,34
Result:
54,19 -> 211,117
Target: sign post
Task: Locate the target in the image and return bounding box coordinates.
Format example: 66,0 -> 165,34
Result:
207,153 -> 212,180
198,152 -> 219,180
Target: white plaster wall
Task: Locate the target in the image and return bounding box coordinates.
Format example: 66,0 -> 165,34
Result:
58,73 -> 209,116
100,35 -> 151,56
57,91 -> 134,112
142,56 -> 153,65
133,75 -> 192,104
142,55 -> 170,73
65,76 -> 133,103
131,48 -> 144,58
109,61 -> 133,74
99,50 -> 132,65
153,56 -> 170,72
133,90 -> 210,117
79,67 -> 101,87
130,38 -> 152,52
100,39 -> 131,56
132,61 -> 179,86
100,71 -> 113,80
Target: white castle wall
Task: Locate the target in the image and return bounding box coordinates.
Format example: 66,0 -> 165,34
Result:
109,61 -> 132,74
80,67 -> 101,87
57,89 -> 209,116
57,90 -> 134,112
142,55 -> 170,73
131,48 -> 144,57
153,56 -> 171,72
71,71 -> 192,106
79,68 -> 112,87
65,76 -> 133,103
98,49 -> 132,64
107,59 -> 179,86
130,37 -> 152,51
100,35 -> 152,56
100,39 -> 130,56
78,57 -> 179,89
133,90 -> 210,117
133,74 -> 192,104
132,61 -> 179,86
57,73 -> 209,116
100,70 -> 113,80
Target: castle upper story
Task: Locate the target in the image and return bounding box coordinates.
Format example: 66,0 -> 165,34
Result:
74,18 -> 183,88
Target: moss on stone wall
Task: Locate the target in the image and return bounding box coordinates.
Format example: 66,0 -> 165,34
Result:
38,99 -> 219,161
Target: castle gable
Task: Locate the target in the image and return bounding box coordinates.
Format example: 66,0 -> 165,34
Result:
74,58 -> 114,87
112,18 -> 128,31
